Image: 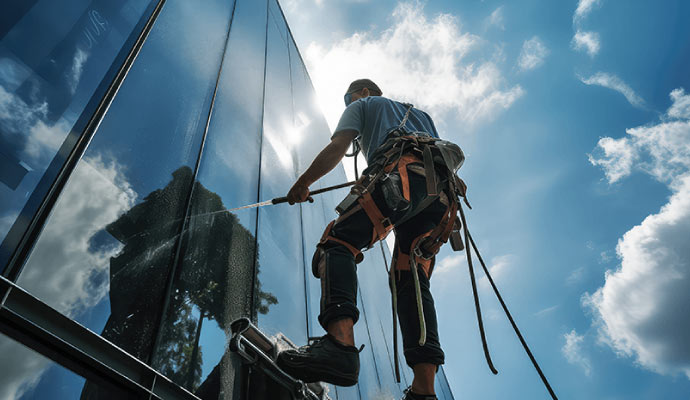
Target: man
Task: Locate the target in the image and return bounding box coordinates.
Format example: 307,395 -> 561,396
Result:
278,79 -> 461,400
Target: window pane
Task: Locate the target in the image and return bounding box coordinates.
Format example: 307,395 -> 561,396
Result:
0,0 -> 155,267
254,0 -> 307,343
0,335 -> 135,399
150,0 -> 269,394
15,0 -> 234,366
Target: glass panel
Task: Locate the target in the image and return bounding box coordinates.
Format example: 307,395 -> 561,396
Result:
254,0 -> 307,343
15,0 -> 233,367
150,0 -> 269,394
0,335 -> 134,399
0,0 -> 155,268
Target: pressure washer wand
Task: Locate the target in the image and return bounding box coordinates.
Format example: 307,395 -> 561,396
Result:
225,180 -> 356,213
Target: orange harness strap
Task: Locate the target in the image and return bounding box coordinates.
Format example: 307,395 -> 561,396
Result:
318,220 -> 364,263
357,192 -> 394,247
384,153 -> 421,201
394,229 -> 435,278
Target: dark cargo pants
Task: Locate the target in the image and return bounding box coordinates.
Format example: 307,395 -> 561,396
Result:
316,170 -> 446,367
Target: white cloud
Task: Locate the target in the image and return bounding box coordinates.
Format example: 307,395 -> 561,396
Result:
434,253 -> 464,276
478,254 -> 513,290
304,2 -> 523,131
534,305 -> 559,317
518,36 -> 548,71
579,72 -> 645,108
567,266 -> 586,286
587,88 -> 690,379
18,155 -> 137,317
562,329 -> 592,376
573,0 -> 602,24
668,88 -> 690,120
487,6 -> 505,30
572,30 -> 600,57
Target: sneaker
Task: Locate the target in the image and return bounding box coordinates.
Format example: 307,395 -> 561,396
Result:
276,334 -> 359,386
402,386 -> 438,400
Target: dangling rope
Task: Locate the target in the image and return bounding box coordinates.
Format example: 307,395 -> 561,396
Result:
459,202 -> 559,400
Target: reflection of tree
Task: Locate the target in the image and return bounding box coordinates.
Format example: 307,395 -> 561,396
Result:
80,166 -> 276,398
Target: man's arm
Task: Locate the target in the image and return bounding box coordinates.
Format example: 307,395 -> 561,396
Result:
286,130 -> 358,204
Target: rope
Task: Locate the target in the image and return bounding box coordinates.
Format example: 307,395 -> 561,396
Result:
458,202 -> 498,375
467,231 -> 559,400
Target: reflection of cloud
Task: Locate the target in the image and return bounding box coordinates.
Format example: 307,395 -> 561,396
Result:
68,48 -> 89,94
518,36 -> 548,72
571,30 -> 600,57
586,88 -> 690,379
304,1 -> 523,130
0,85 -> 71,168
18,155 -> 137,317
562,329 -> 592,376
579,72 -> 645,108
0,337 -> 51,400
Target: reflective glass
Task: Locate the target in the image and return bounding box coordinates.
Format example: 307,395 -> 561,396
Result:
0,0 -> 154,267
150,0 -> 270,394
254,0 -> 307,343
0,335 -> 134,399
16,0 -> 233,367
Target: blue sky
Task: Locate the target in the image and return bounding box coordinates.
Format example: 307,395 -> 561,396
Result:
282,0 -> 690,398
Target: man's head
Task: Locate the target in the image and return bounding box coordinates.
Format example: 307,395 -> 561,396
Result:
344,79 -> 382,106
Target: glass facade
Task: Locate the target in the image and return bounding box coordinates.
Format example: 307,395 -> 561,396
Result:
0,1 -> 455,399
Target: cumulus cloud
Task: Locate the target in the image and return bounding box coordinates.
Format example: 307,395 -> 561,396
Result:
579,72 -> 645,108
518,36 -> 548,71
18,155 -> 137,317
586,88 -> 690,378
573,0 -> 602,24
562,329 -> 592,376
571,30 -> 600,57
304,2 -> 523,130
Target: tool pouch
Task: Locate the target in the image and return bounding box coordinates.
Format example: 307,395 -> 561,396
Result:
336,184 -> 364,214
380,174 -> 410,213
449,217 -> 464,251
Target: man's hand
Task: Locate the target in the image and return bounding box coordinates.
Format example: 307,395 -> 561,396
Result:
287,181 -> 311,205
287,130 -> 357,205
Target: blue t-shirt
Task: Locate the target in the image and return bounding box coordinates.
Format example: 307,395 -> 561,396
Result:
332,96 -> 439,163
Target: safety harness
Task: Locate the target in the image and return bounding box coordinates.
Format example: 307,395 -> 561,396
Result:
312,104 -> 470,381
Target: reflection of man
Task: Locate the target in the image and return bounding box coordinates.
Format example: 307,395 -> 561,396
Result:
278,79 -> 464,400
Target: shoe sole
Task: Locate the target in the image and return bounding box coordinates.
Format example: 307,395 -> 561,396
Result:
277,355 -> 358,387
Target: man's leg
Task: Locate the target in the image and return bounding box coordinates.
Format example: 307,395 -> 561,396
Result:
395,195 -> 448,397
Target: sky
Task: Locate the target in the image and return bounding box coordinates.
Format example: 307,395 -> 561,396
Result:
281,0 -> 690,399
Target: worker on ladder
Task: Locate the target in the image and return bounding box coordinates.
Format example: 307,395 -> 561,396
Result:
279,79 -> 467,400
